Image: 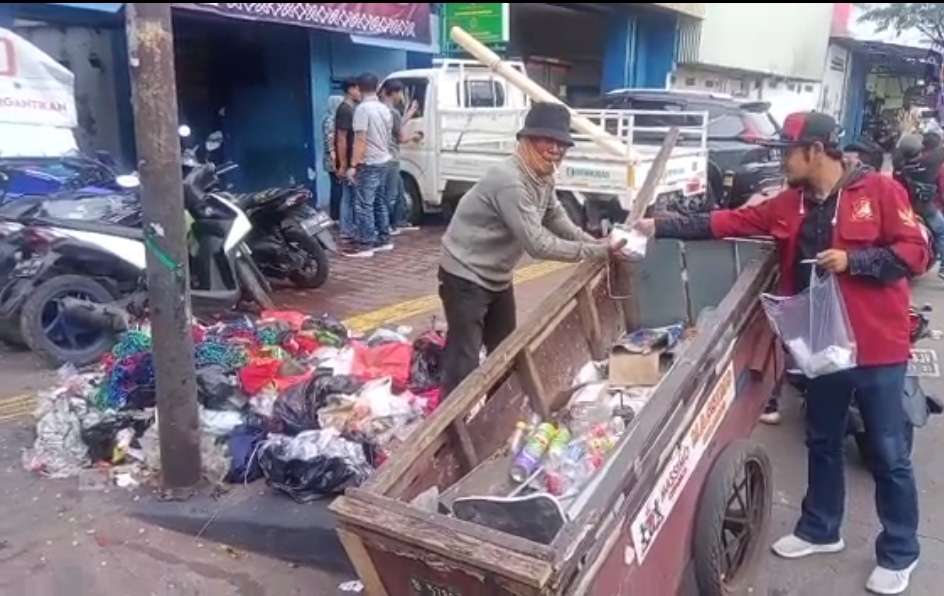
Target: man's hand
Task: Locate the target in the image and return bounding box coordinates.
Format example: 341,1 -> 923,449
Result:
817,249 -> 849,273
634,218 -> 656,237
345,167 -> 357,183
608,237 -> 628,260
405,99 -> 420,120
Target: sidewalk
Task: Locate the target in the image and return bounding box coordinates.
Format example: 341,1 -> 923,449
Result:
0,420 -> 346,596
752,274 -> 944,595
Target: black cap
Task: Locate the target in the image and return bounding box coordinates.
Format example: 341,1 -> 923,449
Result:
767,111 -> 842,148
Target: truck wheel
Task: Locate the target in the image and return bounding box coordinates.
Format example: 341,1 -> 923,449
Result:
692,439 -> 772,596
402,174 -> 424,225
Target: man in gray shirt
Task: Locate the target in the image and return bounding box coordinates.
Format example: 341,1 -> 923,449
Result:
346,72 -> 393,257
438,102 -> 617,397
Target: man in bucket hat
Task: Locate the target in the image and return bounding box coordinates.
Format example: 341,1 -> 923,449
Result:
634,111 -> 928,595
437,102 -> 619,398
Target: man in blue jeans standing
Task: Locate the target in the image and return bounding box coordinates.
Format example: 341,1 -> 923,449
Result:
380,79 -> 420,233
636,112 -> 927,595
333,78 -> 361,241
346,73 -> 393,258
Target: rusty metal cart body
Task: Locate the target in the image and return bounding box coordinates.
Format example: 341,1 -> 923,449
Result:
331,237 -> 782,596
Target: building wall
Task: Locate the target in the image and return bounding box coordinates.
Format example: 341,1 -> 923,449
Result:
681,3 -> 833,81
11,22 -> 123,157
819,43 -> 851,122
309,31 -> 410,206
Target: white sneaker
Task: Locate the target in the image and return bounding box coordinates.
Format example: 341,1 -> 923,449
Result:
374,242 -> 394,252
866,561 -> 918,595
771,534 -> 845,559
344,248 -> 375,258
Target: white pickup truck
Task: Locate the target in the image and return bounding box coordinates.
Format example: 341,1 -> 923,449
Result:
383,59 -> 710,231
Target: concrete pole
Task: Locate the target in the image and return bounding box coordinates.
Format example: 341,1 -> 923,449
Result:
125,3 -> 201,493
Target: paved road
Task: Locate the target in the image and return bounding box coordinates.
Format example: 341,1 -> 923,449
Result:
3,226 -> 944,594
753,274 -> 944,596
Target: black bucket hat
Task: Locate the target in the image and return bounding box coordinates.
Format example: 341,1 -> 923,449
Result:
517,102 -> 575,147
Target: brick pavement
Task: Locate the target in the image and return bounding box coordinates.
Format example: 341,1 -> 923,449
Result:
274,222 -> 548,321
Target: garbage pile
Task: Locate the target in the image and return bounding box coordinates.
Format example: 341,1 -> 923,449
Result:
22,310 -> 447,502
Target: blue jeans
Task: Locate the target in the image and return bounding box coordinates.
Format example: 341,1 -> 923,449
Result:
922,207 -> 944,263
795,364 -> 919,570
339,179 -> 355,238
353,163 -> 390,248
383,160 -> 409,227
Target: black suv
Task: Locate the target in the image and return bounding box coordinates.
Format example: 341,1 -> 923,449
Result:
584,89 -> 784,208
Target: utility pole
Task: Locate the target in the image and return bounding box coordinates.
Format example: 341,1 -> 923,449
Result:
125,3 -> 201,493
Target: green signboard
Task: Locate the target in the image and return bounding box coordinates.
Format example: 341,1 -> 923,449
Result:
443,3 -> 510,45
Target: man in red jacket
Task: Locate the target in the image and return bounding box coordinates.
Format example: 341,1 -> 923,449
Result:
636,112 -> 927,595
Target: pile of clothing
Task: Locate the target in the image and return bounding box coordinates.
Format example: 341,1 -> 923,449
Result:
22,310 -> 447,502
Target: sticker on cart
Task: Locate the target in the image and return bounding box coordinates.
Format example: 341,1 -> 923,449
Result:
629,363 -> 737,563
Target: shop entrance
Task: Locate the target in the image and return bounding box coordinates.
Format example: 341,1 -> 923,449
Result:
172,13 -> 314,191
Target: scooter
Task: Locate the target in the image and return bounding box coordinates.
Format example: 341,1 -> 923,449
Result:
0,162 -> 273,367
233,186 -> 334,289
183,129 -> 334,289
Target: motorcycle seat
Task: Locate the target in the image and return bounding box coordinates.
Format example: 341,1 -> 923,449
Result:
231,187 -> 307,210
33,217 -> 144,240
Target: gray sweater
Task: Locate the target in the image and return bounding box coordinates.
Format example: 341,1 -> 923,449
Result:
440,157 -> 609,291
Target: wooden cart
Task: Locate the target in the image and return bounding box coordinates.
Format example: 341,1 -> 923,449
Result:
331,235 -> 784,596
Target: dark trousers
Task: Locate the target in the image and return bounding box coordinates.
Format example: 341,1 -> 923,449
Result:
795,364 -> 919,570
438,268 -> 516,398
329,173 -> 343,222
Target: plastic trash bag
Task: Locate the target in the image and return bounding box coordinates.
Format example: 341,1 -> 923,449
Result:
409,331 -> 446,393
197,365 -> 245,411
257,428 -> 374,501
761,271 -> 856,378
224,424 -> 267,484
272,372 -> 362,435
351,342 -> 413,391
609,224 -> 649,261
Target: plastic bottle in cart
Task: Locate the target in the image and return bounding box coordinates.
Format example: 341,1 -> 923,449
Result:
569,400 -> 613,438
543,427 -> 573,495
510,422 -> 556,482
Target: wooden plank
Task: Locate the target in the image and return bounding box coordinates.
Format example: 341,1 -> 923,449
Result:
346,488 -> 554,561
575,284 -> 605,361
451,420 -> 480,469
366,261 -> 604,495
516,351 -> 551,419
624,127 -> 682,225
336,526 -> 390,596
331,494 -> 554,587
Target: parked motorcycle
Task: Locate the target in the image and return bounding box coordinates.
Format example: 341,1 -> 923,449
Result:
182,129 -> 334,289
0,162 -> 273,366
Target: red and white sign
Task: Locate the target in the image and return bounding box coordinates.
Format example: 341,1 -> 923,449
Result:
0,27 -> 77,129
629,364 -> 737,563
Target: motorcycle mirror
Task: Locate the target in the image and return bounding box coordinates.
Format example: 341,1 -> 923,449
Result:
178,125 -> 192,138
206,130 -> 223,151
115,174 -> 140,189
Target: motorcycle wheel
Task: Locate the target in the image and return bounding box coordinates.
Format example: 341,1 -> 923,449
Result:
289,234 -> 330,289
20,274 -> 116,367
235,258 -> 274,310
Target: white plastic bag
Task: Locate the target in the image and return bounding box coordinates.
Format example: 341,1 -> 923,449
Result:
760,271 -> 856,378
609,225 -> 649,261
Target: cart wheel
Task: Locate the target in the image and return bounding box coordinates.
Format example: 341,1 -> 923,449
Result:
692,439 -> 772,596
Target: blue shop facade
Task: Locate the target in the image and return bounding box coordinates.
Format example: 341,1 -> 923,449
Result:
1,3 -> 697,199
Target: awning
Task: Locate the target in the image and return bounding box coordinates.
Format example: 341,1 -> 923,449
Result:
351,13 -> 440,54
179,3 -> 432,44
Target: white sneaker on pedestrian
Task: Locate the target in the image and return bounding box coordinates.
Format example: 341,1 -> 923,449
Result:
344,248 -> 375,258
866,561 -> 918,595
390,228 -> 402,237
770,534 -> 845,559
374,242 -> 394,252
